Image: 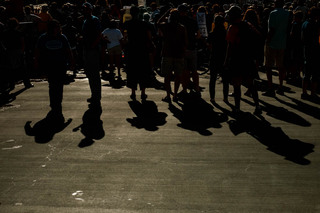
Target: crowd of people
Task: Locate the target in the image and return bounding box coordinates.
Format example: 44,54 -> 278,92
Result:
0,0 -> 319,120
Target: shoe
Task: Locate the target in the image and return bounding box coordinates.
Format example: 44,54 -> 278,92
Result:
194,91 -> 201,99
301,93 -> 309,100
178,90 -> 188,99
232,108 -> 241,116
173,96 -> 178,102
244,90 -> 251,97
262,89 -> 275,97
130,94 -> 136,101
276,88 -> 284,95
254,106 -> 262,115
162,96 -> 171,103
141,94 -> 147,101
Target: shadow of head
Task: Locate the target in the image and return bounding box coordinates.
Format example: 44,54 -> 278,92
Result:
127,100 -> 167,131
25,112 -> 72,143
74,104 -> 105,141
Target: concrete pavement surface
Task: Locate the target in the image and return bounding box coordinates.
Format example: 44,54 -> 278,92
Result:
0,70 -> 319,212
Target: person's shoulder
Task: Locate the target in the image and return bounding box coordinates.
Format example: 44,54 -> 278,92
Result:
92,15 -> 99,20
102,28 -> 109,32
60,33 -> 68,39
37,33 -> 48,42
91,15 -> 101,23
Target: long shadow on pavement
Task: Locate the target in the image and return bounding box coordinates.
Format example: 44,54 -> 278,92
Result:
127,100 -> 167,131
169,98 -> 228,136
276,95 -> 320,120
25,112 -> 72,144
241,97 -> 311,127
213,103 -> 315,165
0,87 -> 28,107
73,103 -> 105,148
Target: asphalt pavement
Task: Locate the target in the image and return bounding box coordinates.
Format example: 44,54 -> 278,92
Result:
0,69 -> 319,212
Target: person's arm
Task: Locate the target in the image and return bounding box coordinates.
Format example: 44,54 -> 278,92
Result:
156,8 -> 171,27
224,25 -> 236,68
34,38 -> 41,71
266,13 -> 275,44
266,27 -> 275,43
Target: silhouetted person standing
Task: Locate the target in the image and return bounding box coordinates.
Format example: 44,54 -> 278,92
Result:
264,0 -> 290,96
207,15 -> 228,103
123,5 -> 154,101
157,8 -> 188,103
178,4 -> 202,98
301,7 -> 320,101
82,2 -> 102,104
35,19 -> 74,122
2,18 -> 33,90
224,6 -> 261,114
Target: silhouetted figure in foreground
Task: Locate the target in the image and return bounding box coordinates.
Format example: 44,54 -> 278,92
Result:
82,2 -> 102,104
123,5 -> 154,102
35,19 -> 74,122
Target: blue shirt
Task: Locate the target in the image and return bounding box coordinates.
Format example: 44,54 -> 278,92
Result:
268,8 -> 290,49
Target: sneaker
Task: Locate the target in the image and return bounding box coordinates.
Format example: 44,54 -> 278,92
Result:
301,93 -> 309,100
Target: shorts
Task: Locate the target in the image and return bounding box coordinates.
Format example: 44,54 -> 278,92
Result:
184,49 -> 197,72
265,45 -> 285,69
108,45 -> 122,55
161,57 -> 184,76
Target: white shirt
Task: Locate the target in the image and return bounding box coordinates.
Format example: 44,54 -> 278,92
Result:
102,28 -> 123,49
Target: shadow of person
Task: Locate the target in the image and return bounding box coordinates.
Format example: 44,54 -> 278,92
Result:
258,99 -> 311,127
73,103 -> 105,148
127,100 -> 167,131
0,87 -> 27,107
169,98 -> 228,136
277,95 -> 320,120
225,110 -> 314,165
24,111 -> 72,144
